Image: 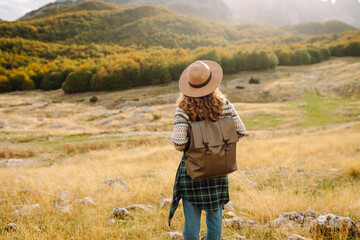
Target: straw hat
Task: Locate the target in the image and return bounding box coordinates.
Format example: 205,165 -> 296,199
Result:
179,60 -> 223,97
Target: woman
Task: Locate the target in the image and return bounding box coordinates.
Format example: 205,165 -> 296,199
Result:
169,60 -> 246,240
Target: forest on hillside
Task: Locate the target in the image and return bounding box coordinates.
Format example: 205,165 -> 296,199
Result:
0,1 -> 359,94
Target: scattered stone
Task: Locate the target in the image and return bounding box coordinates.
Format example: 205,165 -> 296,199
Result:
167,231 -> 184,240
249,77 -> 260,84
265,210 -> 322,230
309,213 -> 359,239
240,167 -> 250,173
20,188 -> 34,194
103,178 -> 128,188
32,226 -> 41,232
49,123 -> 66,129
287,234 -> 311,240
224,211 -> 237,219
223,217 -> 261,230
54,190 -> 72,213
159,199 -> 172,208
328,168 -> 340,172
224,201 -> 235,211
234,233 -> 246,239
5,223 -> 18,232
297,104 -> 306,108
297,168 -> 305,173
37,117 -> 43,121
108,219 -> 116,226
248,181 -> 258,188
5,159 -> 24,168
126,204 -> 153,212
111,207 -> 129,220
12,204 -> 40,216
74,197 -> 96,206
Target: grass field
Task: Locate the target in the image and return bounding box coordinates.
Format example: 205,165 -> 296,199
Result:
0,57 -> 359,239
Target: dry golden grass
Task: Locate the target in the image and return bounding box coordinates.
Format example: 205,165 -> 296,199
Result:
1,58 -> 360,239
0,122 -> 359,239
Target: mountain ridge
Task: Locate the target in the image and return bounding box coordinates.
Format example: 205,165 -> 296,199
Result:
20,0 -> 232,22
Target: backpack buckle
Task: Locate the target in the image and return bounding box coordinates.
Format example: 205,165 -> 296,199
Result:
204,141 -> 212,155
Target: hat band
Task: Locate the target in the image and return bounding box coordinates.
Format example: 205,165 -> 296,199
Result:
188,72 -> 212,89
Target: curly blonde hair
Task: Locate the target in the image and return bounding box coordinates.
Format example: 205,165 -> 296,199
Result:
176,88 -> 225,121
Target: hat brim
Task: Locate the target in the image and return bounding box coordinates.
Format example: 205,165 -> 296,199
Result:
179,60 -> 223,97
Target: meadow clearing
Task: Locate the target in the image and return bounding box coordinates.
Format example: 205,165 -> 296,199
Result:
0,57 -> 359,239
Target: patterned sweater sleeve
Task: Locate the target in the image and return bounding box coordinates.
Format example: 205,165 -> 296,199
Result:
228,101 -> 246,138
171,107 -> 190,151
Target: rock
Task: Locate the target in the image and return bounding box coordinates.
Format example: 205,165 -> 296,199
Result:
234,233 -> 246,239
248,181 -> 258,188
103,178 -> 128,188
126,204 -> 153,212
159,199 -> 172,208
265,211 -> 322,230
5,223 -> 18,232
328,168 -> 340,172
111,207 -> 129,220
33,226 -> 41,232
37,117 -> 43,121
309,213 -> 359,238
287,234 -> 311,240
224,201 -> 235,211
74,197 -> 96,206
5,159 -> 24,168
297,168 -> 305,172
20,188 -> 34,194
49,123 -> 66,129
12,204 -> 40,216
224,211 -> 237,219
297,104 -> 305,108
223,217 -> 261,230
108,219 -> 116,226
54,190 -> 72,213
167,231 -> 184,240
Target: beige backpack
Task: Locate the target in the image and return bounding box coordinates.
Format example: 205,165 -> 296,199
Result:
184,117 -> 239,180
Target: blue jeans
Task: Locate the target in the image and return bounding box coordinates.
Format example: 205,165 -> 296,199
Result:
182,199 -> 223,240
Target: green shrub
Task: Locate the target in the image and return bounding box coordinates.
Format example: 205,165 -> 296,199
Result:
121,59 -> 141,87
21,77 -> 35,90
90,96 -> 98,103
344,42 -> 360,56
62,69 -> 93,93
220,54 -> 236,74
268,52 -> 279,68
196,49 -> 221,64
307,48 -> 323,64
40,70 -> 63,90
319,47 -> 331,60
278,50 -> 291,66
140,57 -> 171,85
291,49 -> 311,65
329,44 -> 346,57
168,60 -> 191,80
9,72 -> 34,91
0,75 -> 12,92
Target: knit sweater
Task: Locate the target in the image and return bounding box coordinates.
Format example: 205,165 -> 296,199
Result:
171,99 -> 246,151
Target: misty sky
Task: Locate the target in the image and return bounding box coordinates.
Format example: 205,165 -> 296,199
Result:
1,0 -> 360,22
0,0 -> 54,21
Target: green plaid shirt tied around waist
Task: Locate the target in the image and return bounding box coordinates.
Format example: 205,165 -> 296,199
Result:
168,152 -> 229,226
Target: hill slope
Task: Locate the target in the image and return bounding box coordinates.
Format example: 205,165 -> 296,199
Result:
1,1 -> 290,48
282,20 -> 358,35
20,0 -> 232,22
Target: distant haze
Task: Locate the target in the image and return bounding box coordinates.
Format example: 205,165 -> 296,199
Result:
224,0 -> 360,28
0,0 -> 359,28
